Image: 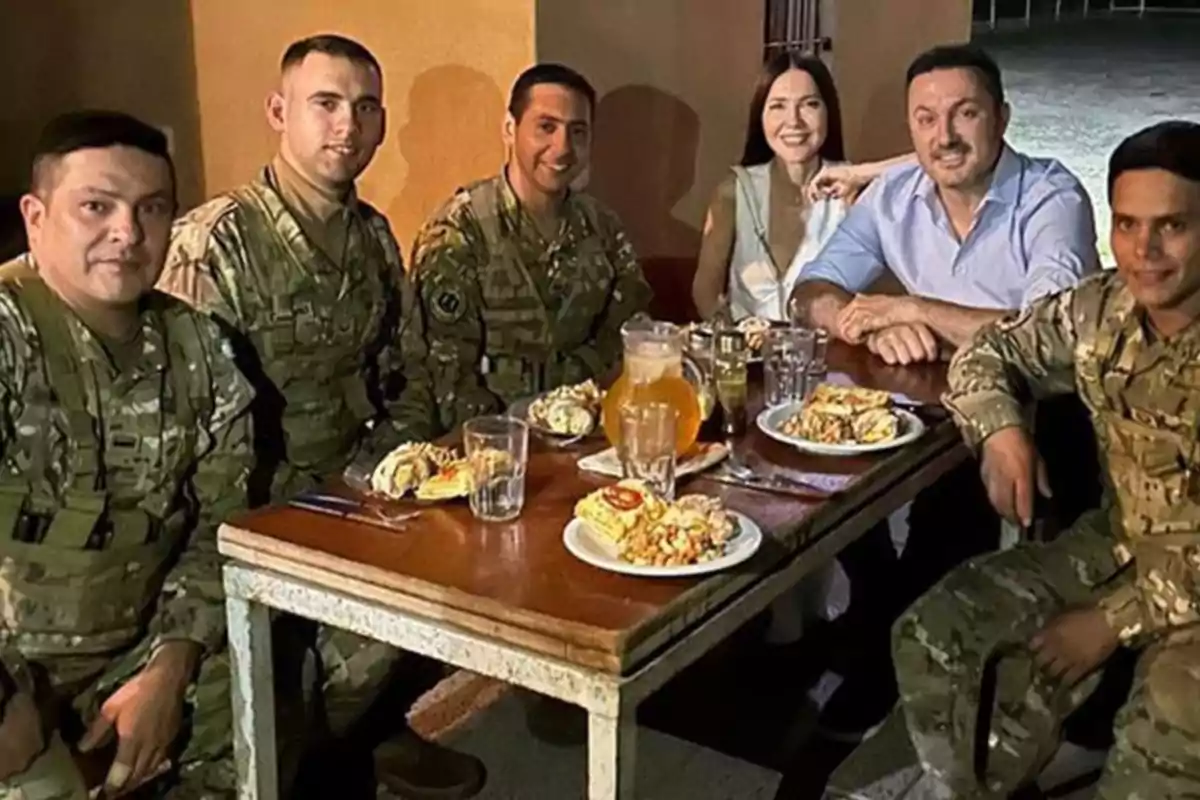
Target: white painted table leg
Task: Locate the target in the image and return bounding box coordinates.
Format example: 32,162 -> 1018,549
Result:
587,708 -> 636,800
226,592 -> 279,800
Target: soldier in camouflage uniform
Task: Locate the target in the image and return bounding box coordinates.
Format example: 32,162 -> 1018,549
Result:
411,63 -> 652,431
158,35 -> 484,799
0,112 -> 278,798
893,121 -> 1200,798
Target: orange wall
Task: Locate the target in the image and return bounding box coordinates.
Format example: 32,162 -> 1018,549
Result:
832,0 -> 973,161
188,0 -> 535,250
536,0 -> 764,259
0,1 -> 204,207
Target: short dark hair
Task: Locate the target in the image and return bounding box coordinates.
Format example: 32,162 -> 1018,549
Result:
508,63 -> 596,121
30,110 -> 175,199
1108,120 -> 1200,202
741,51 -> 845,167
906,44 -> 1005,109
281,34 -> 381,76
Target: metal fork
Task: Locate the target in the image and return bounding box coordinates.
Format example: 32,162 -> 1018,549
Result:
725,449 -> 831,495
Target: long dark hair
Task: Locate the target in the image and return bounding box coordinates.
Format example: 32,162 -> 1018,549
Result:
740,52 -> 845,167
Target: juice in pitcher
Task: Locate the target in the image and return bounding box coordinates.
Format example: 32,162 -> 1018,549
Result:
601,318 -> 705,456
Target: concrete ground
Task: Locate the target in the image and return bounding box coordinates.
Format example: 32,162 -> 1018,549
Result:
979,14 -> 1200,263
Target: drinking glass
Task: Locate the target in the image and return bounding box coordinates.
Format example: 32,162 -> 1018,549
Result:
763,327 -> 815,407
807,327 -> 831,392
618,402 -> 678,500
463,416 -> 529,522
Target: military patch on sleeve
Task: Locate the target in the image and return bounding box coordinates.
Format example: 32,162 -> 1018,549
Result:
430,284 -> 466,325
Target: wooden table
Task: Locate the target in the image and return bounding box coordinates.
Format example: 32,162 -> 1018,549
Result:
219,344 -> 969,799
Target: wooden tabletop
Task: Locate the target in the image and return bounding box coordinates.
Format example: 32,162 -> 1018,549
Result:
219,343 -> 968,675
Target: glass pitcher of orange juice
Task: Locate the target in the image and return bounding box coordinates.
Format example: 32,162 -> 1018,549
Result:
601,318 -> 709,456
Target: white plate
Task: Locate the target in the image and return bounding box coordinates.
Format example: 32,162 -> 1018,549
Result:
563,511 -> 763,578
756,401 -> 926,457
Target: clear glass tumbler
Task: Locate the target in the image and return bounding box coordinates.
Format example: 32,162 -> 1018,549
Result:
463,415 -> 529,522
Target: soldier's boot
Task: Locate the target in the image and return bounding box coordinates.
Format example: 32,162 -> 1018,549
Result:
374,725 -> 486,800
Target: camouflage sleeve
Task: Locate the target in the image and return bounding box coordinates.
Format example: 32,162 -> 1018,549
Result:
569,208 -> 652,377
159,208 -> 250,333
942,285 -> 1085,450
149,320 -> 254,655
411,205 -> 502,431
368,220 -> 439,448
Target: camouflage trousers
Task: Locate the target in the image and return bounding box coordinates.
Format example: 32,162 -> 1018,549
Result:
314,626 -> 413,738
892,511 -> 1200,799
0,620 -> 316,800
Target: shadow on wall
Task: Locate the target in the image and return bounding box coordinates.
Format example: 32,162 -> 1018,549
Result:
390,65 -> 506,255
589,85 -> 703,322
0,195 -> 26,262
0,1 -> 204,207
589,84 -> 702,259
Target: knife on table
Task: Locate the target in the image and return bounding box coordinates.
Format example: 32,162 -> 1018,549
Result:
700,469 -> 835,500
287,494 -> 418,532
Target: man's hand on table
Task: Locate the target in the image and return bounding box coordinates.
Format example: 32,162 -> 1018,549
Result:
865,323 -> 940,365
0,688 -> 46,781
79,641 -> 200,796
836,294 -> 923,343
980,426 -> 1051,529
1031,607 -> 1120,686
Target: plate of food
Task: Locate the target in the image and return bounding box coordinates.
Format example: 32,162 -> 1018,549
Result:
563,479 -> 763,577
756,383 -> 926,457
684,316 -> 774,363
361,442 -> 475,502
510,380 -> 604,439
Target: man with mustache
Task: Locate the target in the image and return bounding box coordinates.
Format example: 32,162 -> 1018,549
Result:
159,35 -> 484,800
0,110 -> 266,798
411,63 -> 652,430
885,120 -> 1200,800
790,44 -> 1099,365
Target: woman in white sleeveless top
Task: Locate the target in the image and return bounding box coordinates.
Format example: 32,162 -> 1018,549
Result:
692,55 -> 907,655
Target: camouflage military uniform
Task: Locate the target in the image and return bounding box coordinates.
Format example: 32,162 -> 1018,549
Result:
894,270 -> 1200,799
411,172 -> 652,431
159,165 -> 436,741
160,165 -> 437,502
0,257 -> 275,798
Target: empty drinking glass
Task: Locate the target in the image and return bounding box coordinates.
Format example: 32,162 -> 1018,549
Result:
463,415 -> 529,522
763,327 -> 815,407
619,402 -> 678,500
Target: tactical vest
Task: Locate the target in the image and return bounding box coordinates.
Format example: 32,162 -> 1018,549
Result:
1076,298 -> 1200,630
0,265 -> 211,659
466,179 -> 616,403
225,183 -> 392,484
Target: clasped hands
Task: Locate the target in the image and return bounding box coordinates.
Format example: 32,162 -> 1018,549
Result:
835,293 -> 942,366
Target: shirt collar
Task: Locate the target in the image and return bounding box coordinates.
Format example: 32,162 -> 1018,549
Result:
498,166 -> 579,244
270,153 -> 358,225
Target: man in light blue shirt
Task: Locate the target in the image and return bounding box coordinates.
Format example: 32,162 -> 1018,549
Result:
776,45 -> 1101,764
790,45 -> 1099,365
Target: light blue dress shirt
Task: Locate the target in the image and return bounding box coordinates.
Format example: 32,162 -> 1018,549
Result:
798,146 -> 1099,310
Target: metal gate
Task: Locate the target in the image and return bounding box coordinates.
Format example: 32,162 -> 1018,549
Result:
764,0 -> 830,58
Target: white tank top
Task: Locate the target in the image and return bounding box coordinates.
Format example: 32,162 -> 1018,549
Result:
728,162 -> 848,322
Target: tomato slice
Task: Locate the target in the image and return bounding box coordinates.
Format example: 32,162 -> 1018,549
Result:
602,485 -> 644,511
